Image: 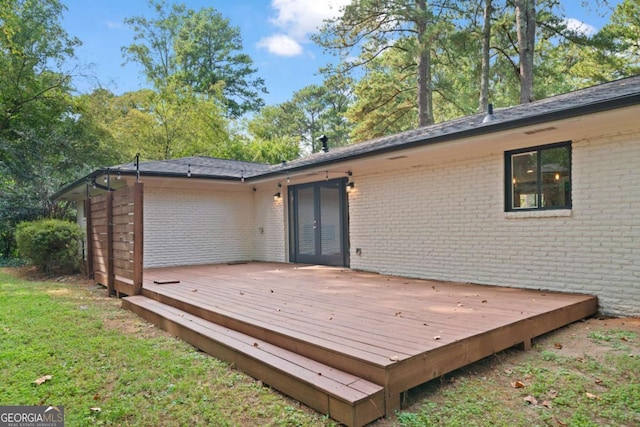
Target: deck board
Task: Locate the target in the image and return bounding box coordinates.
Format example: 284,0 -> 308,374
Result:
137,262 -> 598,420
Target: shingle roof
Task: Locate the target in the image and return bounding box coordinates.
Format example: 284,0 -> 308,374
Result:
113,156 -> 271,179
54,75 -> 640,199
261,74 -> 640,176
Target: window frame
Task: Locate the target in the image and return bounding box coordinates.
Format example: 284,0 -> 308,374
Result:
504,141 -> 572,212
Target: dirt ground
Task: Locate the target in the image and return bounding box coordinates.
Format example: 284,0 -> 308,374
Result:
371,315 -> 640,426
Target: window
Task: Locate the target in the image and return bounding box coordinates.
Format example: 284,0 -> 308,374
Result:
505,142 -> 571,211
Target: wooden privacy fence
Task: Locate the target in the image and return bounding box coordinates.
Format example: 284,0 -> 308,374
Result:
86,182 -> 143,296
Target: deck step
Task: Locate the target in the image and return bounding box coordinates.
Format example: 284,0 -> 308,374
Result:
122,295 -> 385,427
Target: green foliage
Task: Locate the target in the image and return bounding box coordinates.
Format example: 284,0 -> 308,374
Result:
247,77 -> 352,154
0,257 -> 27,267
15,219 -> 83,274
123,0 -> 266,118
313,0 -> 640,140
0,0 -> 115,256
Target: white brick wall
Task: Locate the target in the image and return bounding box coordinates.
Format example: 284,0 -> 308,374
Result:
143,185 -> 286,267
144,187 -> 256,267
349,132 -> 640,317
253,189 -> 286,263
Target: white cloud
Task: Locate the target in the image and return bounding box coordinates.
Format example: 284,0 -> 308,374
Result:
257,34 -> 304,57
270,0 -> 350,39
564,18 -> 597,36
106,21 -> 124,30
258,0 -> 350,56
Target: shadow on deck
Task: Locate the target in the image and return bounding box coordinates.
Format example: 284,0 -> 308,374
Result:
122,262 -> 598,426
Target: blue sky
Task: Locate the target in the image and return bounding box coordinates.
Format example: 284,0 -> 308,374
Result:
61,0 -> 621,106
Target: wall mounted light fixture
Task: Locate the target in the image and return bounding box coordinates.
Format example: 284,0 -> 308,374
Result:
273,182 -> 282,200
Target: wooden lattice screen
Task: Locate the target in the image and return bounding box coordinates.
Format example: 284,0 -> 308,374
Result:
86,182 -> 143,296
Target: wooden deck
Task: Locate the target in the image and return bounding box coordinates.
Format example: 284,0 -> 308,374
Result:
123,262 -> 598,426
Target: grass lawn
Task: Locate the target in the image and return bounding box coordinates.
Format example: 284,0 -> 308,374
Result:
0,269 -> 332,426
1,267 -> 638,426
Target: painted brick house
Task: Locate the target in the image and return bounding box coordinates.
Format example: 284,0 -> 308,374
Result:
55,76 -> 640,317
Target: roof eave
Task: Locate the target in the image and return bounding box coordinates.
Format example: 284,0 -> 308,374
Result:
254,92 -> 640,180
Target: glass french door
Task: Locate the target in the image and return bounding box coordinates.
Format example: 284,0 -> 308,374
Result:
288,178 -> 349,267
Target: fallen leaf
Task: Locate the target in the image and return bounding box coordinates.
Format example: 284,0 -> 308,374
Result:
191,288 -> 197,292
621,336 -> 629,342
576,356 -> 585,363
554,343 -> 563,349
90,407 -> 101,413
482,300 -> 488,303
423,323 -> 429,326
548,390 -> 559,399
555,417 -> 568,426
253,342 -> 259,347
586,392 -> 599,400
395,311 -> 402,316
433,336 -> 441,340
594,378 -> 603,385
457,303 -> 464,307
389,355 -> 399,362
504,369 -> 513,375
524,395 -> 538,405
542,400 -> 552,408
93,393 -> 100,401
239,291 -> 244,295
33,375 -> 52,386
511,380 -> 525,388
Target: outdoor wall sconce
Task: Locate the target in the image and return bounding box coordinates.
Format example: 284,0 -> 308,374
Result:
346,181 -> 355,192
274,182 -> 282,200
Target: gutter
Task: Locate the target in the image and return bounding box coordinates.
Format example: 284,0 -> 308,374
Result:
53,88 -> 640,200
253,91 -> 640,180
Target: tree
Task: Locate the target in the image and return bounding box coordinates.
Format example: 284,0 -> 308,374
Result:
0,0 -> 113,256
515,0 -> 536,103
248,79 -> 352,155
314,0 -> 458,128
479,0 -> 493,112
570,0 -> 640,82
346,44 -> 419,140
78,86 -> 233,161
123,0 -> 266,117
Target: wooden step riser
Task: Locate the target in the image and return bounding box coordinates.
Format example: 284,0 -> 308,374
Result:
123,298 -> 384,427
141,288 -> 388,386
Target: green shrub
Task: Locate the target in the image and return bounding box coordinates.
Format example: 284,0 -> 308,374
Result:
15,219 -> 84,274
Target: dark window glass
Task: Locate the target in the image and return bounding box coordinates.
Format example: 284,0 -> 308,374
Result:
506,142 -> 571,211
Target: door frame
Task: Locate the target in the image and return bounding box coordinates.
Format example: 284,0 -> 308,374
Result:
288,178 -> 349,267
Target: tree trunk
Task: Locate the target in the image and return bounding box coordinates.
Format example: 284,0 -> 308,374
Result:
416,0 -> 434,127
515,0 -> 535,103
479,0 -> 492,112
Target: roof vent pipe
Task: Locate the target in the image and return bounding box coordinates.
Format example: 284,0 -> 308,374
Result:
482,103 -> 496,123
318,135 -> 329,152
